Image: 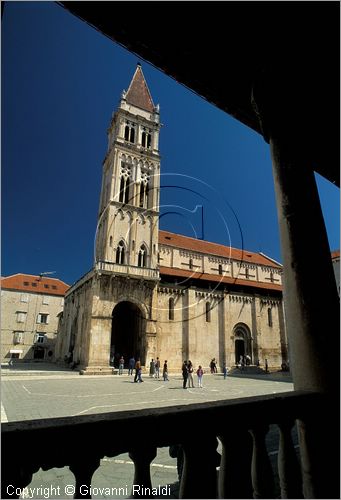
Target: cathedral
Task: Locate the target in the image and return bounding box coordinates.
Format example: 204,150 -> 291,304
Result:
55,65 -> 287,374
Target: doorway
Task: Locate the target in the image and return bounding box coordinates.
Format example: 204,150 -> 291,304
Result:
235,339 -> 245,364
111,301 -> 145,367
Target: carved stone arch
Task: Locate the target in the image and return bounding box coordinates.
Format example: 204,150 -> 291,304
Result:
116,296 -> 149,320
127,156 -> 133,164
115,237 -> 127,248
233,322 -> 252,364
126,211 -> 132,222
116,209 -> 124,220
138,240 -> 149,253
137,213 -> 145,225
121,153 -> 126,162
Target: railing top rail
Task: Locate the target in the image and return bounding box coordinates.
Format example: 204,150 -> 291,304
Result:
2,390 -> 320,438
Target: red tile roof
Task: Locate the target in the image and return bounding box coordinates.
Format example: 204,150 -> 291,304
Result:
159,230 -> 282,268
331,250 -> 340,259
1,274 -> 69,296
159,266 -> 282,292
125,65 -> 154,112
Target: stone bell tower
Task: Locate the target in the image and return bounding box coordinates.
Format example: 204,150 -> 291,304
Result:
95,63 -> 161,277
56,65 -> 161,374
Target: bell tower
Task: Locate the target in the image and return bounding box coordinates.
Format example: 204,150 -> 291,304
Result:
95,64 -> 161,280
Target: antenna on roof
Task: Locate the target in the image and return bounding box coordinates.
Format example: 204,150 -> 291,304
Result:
39,271 -> 56,279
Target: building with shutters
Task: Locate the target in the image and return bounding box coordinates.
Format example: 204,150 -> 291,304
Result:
1,274 -> 69,363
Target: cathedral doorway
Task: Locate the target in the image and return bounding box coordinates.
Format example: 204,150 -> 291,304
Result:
233,323 -> 252,364
235,339 -> 245,363
111,302 -> 145,367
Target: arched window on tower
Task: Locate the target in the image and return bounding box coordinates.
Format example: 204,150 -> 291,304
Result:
116,240 -> 125,265
119,177 -> 125,203
109,236 -> 113,247
139,183 -> 145,208
124,122 -> 135,143
169,297 -> 174,321
119,163 -> 131,204
206,302 -> 211,322
138,245 -> 147,268
139,179 -> 149,208
141,128 -> 152,149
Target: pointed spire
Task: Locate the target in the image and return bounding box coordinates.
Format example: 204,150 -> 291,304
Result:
124,63 -> 155,113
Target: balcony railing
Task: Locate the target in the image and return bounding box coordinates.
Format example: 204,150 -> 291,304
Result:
1,391 -> 326,499
96,261 -> 159,280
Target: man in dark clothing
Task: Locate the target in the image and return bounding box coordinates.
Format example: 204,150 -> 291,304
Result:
182,361 -> 188,389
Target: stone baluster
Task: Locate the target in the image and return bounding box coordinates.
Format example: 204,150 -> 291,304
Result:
249,425 -> 275,498
218,430 -> 253,499
179,436 -> 219,499
69,457 -> 100,499
277,421 -> 302,498
129,446 -> 157,498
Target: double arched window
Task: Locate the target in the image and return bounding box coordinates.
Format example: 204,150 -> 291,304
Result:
124,123 -> 135,143
138,244 -> 147,268
116,240 -> 125,265
141,129 -> 152,149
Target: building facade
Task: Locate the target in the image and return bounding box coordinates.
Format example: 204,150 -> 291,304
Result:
1,274 -> 69,363
55,65 -> 288,374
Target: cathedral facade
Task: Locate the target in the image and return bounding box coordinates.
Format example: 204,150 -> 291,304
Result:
55,65 -> 287,374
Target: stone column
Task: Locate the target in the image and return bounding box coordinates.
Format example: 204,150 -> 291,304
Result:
251,296 -> 261,365
144,329 -> 157,366
269,136 -> 339,393
252,72 -> 339,497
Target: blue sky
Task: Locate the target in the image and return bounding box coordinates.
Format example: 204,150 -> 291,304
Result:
2,2 -> 340,286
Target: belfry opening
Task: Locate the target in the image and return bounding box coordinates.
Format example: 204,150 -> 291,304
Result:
111,302 -> 145,367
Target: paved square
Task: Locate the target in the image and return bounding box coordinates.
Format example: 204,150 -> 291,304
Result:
1,364 -> 293,499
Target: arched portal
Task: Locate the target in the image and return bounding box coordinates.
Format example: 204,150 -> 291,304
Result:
233,323 -> 252,364
111,302 -> 145,367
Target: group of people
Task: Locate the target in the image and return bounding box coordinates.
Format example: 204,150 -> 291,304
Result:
182,360 -> 204,389
149,358 -> 169,381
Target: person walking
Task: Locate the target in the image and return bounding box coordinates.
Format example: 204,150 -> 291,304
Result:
128,356 -> 135,376
187,360 -> 194,388
197,365 -> 204,388
182,361 -> 188,389
163,360 -> 169,381
119,356 -> 125,375
137,365 -> 144,383
134,358 -> 141,382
